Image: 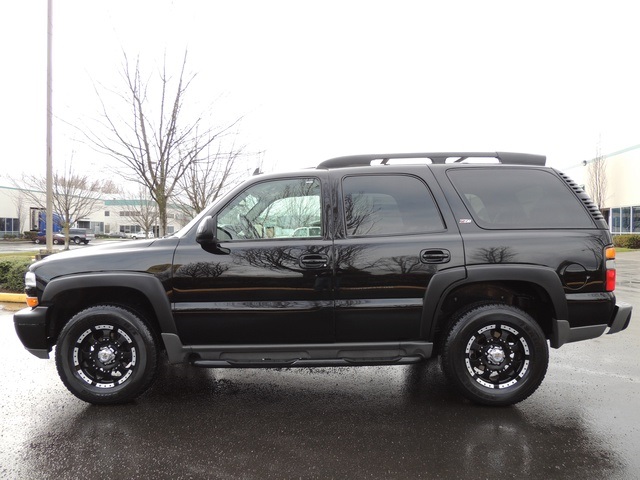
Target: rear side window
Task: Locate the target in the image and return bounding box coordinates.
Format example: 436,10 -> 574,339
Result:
448,168 -> 594,229
342,175 -> 444,236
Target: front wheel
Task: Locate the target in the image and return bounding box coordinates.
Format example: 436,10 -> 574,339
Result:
441,304 -> 548,406
55,305 -> 158,404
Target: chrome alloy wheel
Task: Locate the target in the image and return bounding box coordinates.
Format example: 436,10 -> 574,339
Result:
464,323 -> 530,389
73,324 -> 137,389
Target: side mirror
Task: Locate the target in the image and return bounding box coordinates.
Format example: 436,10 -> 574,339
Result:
196,216 -> 216,245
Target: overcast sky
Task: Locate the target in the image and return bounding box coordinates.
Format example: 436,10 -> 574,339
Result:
2,1 -> 639,184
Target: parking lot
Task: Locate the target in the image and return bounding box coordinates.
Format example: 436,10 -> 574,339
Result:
0,238 -> 123,254
0,252 -> 638,479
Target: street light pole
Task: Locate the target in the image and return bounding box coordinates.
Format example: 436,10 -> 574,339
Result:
45,0 -> 53,253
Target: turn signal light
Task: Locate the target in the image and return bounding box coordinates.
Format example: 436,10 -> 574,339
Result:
605,247 -> 616,292
26,296 -> 39,308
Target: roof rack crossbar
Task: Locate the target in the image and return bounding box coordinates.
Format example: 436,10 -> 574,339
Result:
316,152 -> 546,169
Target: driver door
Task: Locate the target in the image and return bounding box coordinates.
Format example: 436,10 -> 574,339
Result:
171,176 -> 334,345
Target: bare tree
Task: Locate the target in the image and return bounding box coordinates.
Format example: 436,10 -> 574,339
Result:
17,164 -> 103,250
85,51 -> 242,236
175,139 -> 261,221
98,179 -> 123,195
586,144 -> 608,211
9,190 -> 28,237
122,187 -> 158,238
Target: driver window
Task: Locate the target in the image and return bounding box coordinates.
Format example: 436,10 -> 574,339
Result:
216,178 -> 322,240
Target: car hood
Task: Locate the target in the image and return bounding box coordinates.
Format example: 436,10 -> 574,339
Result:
31,237 -> 180,284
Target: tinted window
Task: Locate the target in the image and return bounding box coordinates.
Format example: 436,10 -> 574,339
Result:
342,175 -> 444,237
217,178 -> 322,240
448,168 -> 594,229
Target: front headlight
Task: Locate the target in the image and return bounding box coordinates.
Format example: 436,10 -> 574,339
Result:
25,271 -> 39,307
25,271 -> 36,288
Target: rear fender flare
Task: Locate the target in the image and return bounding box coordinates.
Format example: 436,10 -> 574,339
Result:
422,264 -> 568,341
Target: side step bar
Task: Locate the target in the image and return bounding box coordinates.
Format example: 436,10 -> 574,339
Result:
192,356 -> 425,368
161,333 -> 433,366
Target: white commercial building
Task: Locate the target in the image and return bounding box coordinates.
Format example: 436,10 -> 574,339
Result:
567,144 -> 640,234
0,185 -> 189,238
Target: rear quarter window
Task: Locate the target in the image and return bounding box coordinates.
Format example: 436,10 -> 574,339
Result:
448,168 -> 594,229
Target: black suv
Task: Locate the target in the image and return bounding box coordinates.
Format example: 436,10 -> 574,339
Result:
14,152 -> 632,406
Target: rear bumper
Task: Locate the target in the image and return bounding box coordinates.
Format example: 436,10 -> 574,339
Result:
13,306 -> 51,359
607,302 -> 632,335
551,301 -> 632,349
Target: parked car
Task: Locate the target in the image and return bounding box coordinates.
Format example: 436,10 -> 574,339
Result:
126,232 -> 154,239
292,226 -> 322,237
33,229 -> 94,245
33,233 -> 65,245
68,228 -> 94,245
14,152 -> 633,406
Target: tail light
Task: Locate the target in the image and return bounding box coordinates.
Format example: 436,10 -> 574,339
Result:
605,247 -> 616,292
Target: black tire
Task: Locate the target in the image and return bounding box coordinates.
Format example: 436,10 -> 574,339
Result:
55,305 -> 158,404
73,237 -> 82,244
34,238 -> 41,244
441,304 -> 548,406
53,238 -> 60,245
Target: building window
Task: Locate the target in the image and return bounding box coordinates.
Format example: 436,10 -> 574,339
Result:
611,208 -> 621,234
633,206 -> 640,233
105,211 -> 110,217
621,207 -> 631,233
119,225 -> 142,234
0,217 -> 19,237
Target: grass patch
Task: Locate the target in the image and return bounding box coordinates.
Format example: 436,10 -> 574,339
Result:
0,252 -> 38,261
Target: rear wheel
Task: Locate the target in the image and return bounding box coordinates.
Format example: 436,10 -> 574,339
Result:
73,237 -> 82,244
55,305 -> 158,404
441,304 -> 548,406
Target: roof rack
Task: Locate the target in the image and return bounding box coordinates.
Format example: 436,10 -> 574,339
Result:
316,151 -> 546,169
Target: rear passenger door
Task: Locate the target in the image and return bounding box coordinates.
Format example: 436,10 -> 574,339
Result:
332,170 -> 464,342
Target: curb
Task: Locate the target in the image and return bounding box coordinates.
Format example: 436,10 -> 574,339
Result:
0,292 -> 26,304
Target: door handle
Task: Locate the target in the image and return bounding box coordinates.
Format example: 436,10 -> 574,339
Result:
420,249 -> 451,264
299,254 -> 329,269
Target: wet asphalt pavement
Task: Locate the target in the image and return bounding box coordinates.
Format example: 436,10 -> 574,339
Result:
1,252 -> 639,479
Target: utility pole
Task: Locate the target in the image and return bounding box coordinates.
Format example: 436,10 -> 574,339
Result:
46,0 -> 53,252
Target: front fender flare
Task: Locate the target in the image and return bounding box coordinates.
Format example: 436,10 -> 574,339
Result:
42,272 -> 177,335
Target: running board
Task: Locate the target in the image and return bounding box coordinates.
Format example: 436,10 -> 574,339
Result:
161,334 -> 433,366
192,356 -> 425,368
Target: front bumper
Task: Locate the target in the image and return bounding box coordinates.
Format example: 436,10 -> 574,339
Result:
13,306 -> 51,359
